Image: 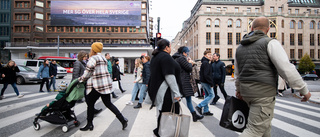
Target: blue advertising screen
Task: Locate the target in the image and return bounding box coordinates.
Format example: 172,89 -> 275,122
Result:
51,1 -> 141,26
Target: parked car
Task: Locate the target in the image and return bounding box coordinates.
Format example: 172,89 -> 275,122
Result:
15,59 -> 67,79
302,74 -> 319,81
16,65 -> 42,85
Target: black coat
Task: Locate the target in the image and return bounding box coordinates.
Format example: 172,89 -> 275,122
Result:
212,60 -> 226,84
1,66 -> 20,84
49,63 -> 58,77
112,64 -> 123,81
142,61 -> 151,84
172,53 -> 194,97
200,57 -> 213,87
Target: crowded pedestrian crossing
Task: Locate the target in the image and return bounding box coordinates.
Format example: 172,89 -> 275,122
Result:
0,91 -> 319,137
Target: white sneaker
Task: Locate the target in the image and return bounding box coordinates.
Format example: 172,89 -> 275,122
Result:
126,101 -> 133,105
17,94 -> 24,98
278,93 -> 283,97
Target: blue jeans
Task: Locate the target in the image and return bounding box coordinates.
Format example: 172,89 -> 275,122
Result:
1,83 -> 20,96
138,84 -> 148,103
198,82 -> 214,113
185,96 -> 195,113
131,83 -> 142,102
49,77 -> 56,90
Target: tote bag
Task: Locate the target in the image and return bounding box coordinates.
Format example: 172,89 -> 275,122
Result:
159,102 -> 191,137
219,96 -> 249,132
112,81 -> 119,91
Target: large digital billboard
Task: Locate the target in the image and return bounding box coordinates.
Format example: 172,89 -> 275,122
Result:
51,0 -> 141,26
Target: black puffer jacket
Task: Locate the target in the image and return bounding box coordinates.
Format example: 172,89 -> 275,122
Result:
172,53 -> 194,97
1,66 -> 20,84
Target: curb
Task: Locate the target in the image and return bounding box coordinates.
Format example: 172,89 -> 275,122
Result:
293,93 -> 320,104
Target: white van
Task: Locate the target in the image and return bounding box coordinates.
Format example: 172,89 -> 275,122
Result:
15,59 -> 67,79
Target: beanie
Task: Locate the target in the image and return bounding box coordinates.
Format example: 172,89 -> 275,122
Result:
91,42 -> 103,53
182,47 -> 190,53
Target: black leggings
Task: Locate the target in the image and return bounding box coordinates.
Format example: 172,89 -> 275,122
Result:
213,83 -> 228,99
40,78 -> 50,91
85,88 -> 122,123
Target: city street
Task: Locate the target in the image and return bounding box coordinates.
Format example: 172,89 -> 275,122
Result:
0,74 -> 319,137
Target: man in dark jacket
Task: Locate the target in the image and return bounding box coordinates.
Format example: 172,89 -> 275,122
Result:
49,60 -> 58,92
210,53 -> 228,105
112,58 -> 126,93
195,50 -> 214,116
134,56 -> 151,108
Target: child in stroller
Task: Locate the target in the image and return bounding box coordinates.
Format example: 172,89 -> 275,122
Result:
33,80 -> 85,132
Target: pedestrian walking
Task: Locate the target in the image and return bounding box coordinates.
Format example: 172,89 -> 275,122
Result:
105,53 -> 118,98
210,53 -> 228,105
0,60 -> 24,99
79,42 -> 128,131
195,50 -> 215,116
112,58 -> 126,93
126,58 -> 143,105
172,46 -> 204,122
133,55 -> 150,109
235,16 -> 311,137
148,39 -> 182,137
37,60 -> 50,92
49,60 -> 58,92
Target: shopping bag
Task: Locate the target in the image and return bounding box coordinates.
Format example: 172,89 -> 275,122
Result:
159,102 -> 190,137
112,81 -> 119,91
219,96 -> 249,132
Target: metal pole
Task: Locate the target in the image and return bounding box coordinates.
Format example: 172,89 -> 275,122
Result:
157,17 -> 160,33
57,35 -> 59,56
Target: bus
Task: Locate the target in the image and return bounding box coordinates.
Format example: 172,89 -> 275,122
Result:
38,56 -> 76,73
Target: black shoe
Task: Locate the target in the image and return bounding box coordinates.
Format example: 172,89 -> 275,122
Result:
94,108 -> 102,115
195,106 -> 202,115
80,123 -> 94,131
39,90 -> 44,93
121,118 -> 128,130
210,102 -> 216,105
153,128 -> 160,137
134,103 -> 142,109
191,111 -> 204,122
121,90 -> 126,93
112,95 -> 118,98
77,100 -> 84,103
135,97 -> 139,101
203,111 -> 214,116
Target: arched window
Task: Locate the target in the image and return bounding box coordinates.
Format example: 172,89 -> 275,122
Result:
236,20 -> 241,28
206,19 -> 211,27
310,21 -> 315,29
298,21 -> 303,29
215,19 -> 220,27
290,20 -> 295,29
227,19 -> 233,28
318,21 -> 320,29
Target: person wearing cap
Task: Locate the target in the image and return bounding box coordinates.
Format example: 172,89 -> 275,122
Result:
79,42 -> 128,131
112,58 -> 126,93
49,60 -> 58,92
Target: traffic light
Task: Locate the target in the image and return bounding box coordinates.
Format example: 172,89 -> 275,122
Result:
156,33 -> 162,41
150,37 -> 155,49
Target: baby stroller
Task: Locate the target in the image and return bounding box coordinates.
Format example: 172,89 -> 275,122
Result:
33,79 -> 85,132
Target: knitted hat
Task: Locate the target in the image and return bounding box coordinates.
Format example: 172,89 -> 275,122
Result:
57,81 -> 68,91
91,42 -> 103,53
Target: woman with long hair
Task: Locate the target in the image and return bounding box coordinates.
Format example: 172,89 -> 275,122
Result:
79,42 -> 128,131
0,60 -> 24,99
126,58 -> 143,105
37,59 -> 50,92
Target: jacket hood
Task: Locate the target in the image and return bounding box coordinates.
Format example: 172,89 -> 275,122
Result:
172,52 -> 182,59
240,30 -> 267,46
201,56 -> 210,63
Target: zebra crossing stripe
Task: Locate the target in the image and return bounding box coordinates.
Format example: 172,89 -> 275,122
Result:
276,98 -> 320,111
272,119 -> 319,137
0,94 -> 56,112
71,94 -> 131,137
0,92 -> 39,103
274,109 -> 320,129
276,103 -> 320,118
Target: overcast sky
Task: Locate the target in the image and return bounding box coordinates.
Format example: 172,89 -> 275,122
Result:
150,0 -> 198,41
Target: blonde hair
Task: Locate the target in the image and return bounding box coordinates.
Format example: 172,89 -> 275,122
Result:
5,60 -> 16,69
135,58 -> 143,69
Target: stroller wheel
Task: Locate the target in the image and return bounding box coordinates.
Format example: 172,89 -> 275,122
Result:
33,122 -> 41,131
62,125 -> 68,133
74,120 -> 80,127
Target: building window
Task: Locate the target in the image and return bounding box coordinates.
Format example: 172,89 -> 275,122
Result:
84,27 -> 91,32
310,21 -> 315,29
290,21 -> 295,29
310,34 -> 315,46
319,49 -> 320,59
228,48 -> 233,58
36,1 -> 44,7
288,9 -> 291,14
141,15 -> 146,21
298,49 -> 303,59
206,32 -> 211,45
56,27 -> 64,32
207,7 -> 211,12
120,27 -> 127,32
227,19 -> 233,28
318,34 -> 320,46
206,19 -> 211,27
278,7 -> 282,13
270,7 -> 274,13
103,27 -> 110,32
295,9 -> 299,14
270,19 -> 276,28
223,7 -> 227,11
66,27 -> 73,32
282,33 -> 284,45
228,33 -> 232,45
255,8 -> 259,13
206,48 -> 211,52
270,32 -> 276,39
290,49 -> 295,58
298,34 -> 303,45
35,13 -> 44,20
47,1 -> 51,8
290,33 -> 294,45
215,48 -> 220,54
310,49 -> 314,58
236,20 -> 241,28
215,19 -> 220,27
298,21 -> 303,29
236,33 -> 241,45
215,32 -> 219,45
75,27 -> 82,32
247,8 -> 251,13
142,3 -> 146,9
35,26 -> 43,32
47,26 -> 55,32
217,7 -> 221,12
281,20 -> 284,28
15,1 -> 30,8
318,22 -> 320,29
0,14 -> 10,23
0,0 -> 10,9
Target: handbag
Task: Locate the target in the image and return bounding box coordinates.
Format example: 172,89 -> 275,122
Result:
219,96 -> 249,132
112,81 -> 119,90
159,102 -> 191,137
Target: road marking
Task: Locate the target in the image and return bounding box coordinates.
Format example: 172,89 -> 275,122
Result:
272,119 -> 319,137
276,98 -> 320,111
